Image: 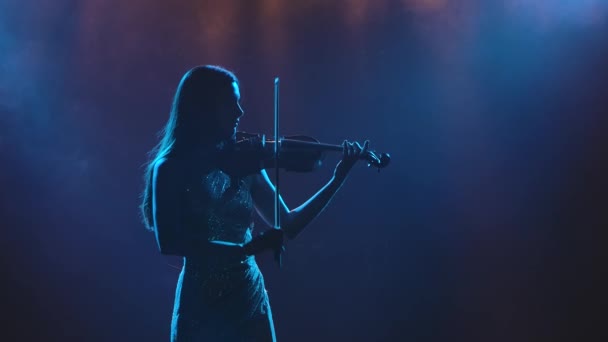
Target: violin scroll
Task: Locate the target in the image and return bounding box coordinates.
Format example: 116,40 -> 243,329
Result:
366,150 -> 391,171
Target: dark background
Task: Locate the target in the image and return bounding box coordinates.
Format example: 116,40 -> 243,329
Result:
1,1 -> 606,341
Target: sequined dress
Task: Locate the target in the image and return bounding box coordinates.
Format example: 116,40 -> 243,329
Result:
170,168 -> 276,342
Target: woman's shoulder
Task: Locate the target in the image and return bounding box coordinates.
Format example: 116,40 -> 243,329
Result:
156,154 -> 222,181
152,156 -> 186,182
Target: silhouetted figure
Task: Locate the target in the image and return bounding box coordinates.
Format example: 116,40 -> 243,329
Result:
140,65 -> 368,341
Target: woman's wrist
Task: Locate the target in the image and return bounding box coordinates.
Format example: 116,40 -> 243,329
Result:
329,173 -> 347,191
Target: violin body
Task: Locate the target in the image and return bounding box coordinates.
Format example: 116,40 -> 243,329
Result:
221,132 -> 324,174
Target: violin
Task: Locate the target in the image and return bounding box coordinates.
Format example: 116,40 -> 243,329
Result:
229,77 -> 391,268
231,131 -> 391,173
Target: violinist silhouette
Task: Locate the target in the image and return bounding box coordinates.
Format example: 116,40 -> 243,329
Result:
139,65 -> 379,341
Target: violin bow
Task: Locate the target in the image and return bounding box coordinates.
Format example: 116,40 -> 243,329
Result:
273,77 -> 283,267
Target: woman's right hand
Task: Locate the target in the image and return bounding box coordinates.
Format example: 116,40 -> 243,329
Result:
243,228 -> 285,267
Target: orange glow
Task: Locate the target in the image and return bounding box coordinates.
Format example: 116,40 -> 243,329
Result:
405,0 -> 448,12
195,1 -> 240,63
70,0 -> 504,76
75,0 -> 108,60
345,0 -> 372,28
258,0 -> 288,61
262,0 -> 283,16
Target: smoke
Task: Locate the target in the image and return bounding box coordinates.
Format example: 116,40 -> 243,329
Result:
0,0 -> 605,200
0,0 -> 93,196
504,0 -> 608,30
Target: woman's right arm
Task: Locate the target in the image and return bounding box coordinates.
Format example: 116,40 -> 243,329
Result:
151,157 -> 195,255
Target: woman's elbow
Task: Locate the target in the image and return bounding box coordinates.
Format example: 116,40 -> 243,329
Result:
154,230 -> 172,255
154,225 -> 187,256
284,229 -> 298,241
157,240 -> 188,256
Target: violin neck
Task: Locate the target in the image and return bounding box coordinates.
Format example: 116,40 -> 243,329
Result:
273,139 -> 343,152
263,137 -> 388,168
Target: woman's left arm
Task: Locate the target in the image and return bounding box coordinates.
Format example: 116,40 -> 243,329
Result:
251,140 -> 368,240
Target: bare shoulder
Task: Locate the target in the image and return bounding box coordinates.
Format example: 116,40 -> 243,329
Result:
152,157 -> 185,187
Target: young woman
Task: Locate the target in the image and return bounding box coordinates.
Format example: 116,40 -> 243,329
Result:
140,65 -> 368,341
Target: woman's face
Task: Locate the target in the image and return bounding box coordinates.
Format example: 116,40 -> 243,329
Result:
215,81 -> 244,140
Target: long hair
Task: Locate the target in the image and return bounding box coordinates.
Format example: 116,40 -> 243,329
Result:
139,65 -> 238,231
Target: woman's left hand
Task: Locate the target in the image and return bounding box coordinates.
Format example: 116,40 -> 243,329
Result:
333,140 -> 369,181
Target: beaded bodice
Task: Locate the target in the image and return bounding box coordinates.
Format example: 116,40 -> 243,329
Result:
181,168 -> 254,245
